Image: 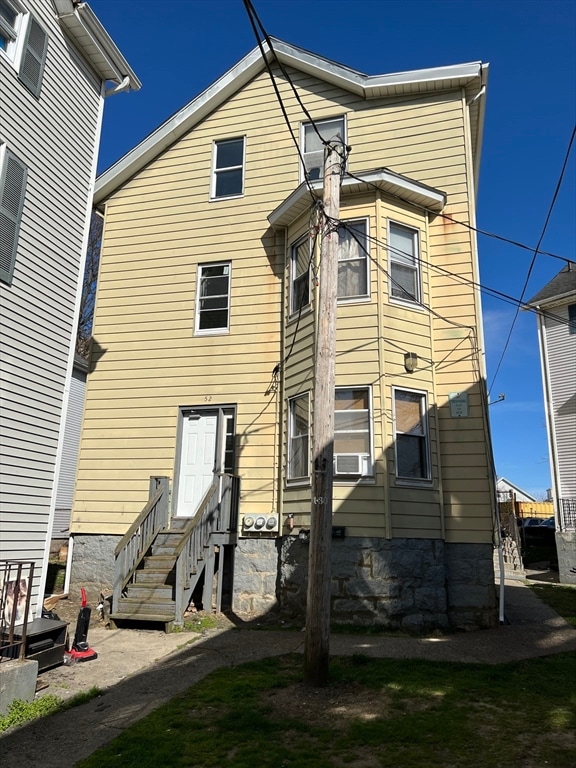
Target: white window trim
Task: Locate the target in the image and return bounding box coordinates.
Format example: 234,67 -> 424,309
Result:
337,217 -> 371,304
289,233 -> 312,318
333,386 -> 374,482
287,392 -> 310,484
210,137 -> 245,201
392,386 -> 432,485
300,115 -> 347,183
0,0 -> 25,66
194,261 -> 232,336
388,220 -> 423,308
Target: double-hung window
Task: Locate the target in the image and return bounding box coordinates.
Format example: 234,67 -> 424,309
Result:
0,143 -> 27,285
302,116 -> 345,181
338,219 -> 369,300
0,0 -> 21,56
389,222 -> 420,304
394,389 -> 430,481
211,138 -> 244,199
290,235 -> 310,315
1,1 -> 48,97
334,388 -> 372,477
288,393 -> 309,481
195,262 -> 231,334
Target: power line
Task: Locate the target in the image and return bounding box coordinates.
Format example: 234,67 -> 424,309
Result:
488,123 -> 576,393
344,169 -> 571,264
337,217 -> 575,330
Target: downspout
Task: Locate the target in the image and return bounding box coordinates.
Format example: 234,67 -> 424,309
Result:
105,75 -> 131,98
463,84 -> 504,623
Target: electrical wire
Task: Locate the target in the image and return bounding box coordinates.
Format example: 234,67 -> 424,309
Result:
488,123 -> 576,394
344,169 -> 571,264
363,226 -> 574,329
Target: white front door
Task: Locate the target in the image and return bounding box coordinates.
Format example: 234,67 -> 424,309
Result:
175,413 -> 219,517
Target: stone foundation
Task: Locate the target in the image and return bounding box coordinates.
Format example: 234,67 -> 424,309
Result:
69,534 -> 120,596
232,537 -> 280,617
233,535 -> 497,630
444,542 -> 498,629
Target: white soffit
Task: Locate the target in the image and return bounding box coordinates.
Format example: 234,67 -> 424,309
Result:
268,169 -> 446,228
53,0 -> 141,90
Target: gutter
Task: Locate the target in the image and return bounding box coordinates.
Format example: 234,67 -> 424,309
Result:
53,0 -> 141,92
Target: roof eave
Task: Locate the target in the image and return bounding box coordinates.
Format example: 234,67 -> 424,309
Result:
53,0 -> 141,91
94,38 -> 483,206
268,169 -> 446,228
525,289 -> 576,311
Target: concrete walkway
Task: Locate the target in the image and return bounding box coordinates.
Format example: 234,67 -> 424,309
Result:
1,580 -> 575,768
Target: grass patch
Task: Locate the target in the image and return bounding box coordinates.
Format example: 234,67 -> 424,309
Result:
77,654 -> 575,768
182,614 -> 219,633
0,686 -> 101,733
529,582 -> 576,627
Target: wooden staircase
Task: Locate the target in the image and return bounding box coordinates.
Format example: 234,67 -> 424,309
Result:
110,475 -> 239,631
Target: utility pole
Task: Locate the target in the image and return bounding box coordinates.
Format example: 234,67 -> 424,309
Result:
304,138 -> 342,687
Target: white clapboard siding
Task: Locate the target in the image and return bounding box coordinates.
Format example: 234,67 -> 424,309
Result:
544,308 -> 576,498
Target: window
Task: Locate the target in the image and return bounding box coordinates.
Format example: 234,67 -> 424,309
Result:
0,0 -> 21,58
568,304 -> 576,335
302,116 -> 345,181
338,219 -> 369,299
389,222 -> 420,304
0,143 -> 27,285
394,389 -> 430,481
195,262 -> 231,334
290,235 -> 310,315
288,394 -> 309,481
0,2 -> 48,97
334,388 -> 372,477
211,138 -> 244,198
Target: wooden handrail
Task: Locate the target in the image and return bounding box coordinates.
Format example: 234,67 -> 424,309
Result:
113,477 -> 170,610
114,486 -> 164,557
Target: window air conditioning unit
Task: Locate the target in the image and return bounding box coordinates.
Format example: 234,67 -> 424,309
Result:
242,514 -> 279,534
334,453 -> 367,476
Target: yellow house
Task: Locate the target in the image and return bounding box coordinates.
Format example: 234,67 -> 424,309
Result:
70,39 -> 497,631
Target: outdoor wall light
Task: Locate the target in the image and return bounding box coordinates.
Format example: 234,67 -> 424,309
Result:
404,352 -> 418,373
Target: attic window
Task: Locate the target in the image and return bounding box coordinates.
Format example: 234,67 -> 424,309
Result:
211,138 -> 245,199
302,116 -> 345,181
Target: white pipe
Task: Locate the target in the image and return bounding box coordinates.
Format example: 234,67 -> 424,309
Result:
64,534 -> 74,595
105,75 -> 131,98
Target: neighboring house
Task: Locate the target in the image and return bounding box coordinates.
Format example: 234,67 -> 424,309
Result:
496,477 -> 536,503
53,354 -> 88,543
0,0 -> 140,620
525,262 -> 576,584
70,40 -> 498,631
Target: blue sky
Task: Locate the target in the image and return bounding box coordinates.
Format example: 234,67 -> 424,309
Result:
92,0 -> 575,499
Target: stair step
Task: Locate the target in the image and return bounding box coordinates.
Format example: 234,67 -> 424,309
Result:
126,584 -> 174,600
110,611 -> 177,625
142,555 -> 175,568
169,517 -> 189,531
151,545 -> 179,556
118,596 -> 176,613
155,531 -> 183,546
134,569 -> 175,584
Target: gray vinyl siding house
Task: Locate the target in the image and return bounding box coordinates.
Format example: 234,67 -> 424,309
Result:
526,261 -> 576,584
53,354 -> 88,540
0,0 -> 139,618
